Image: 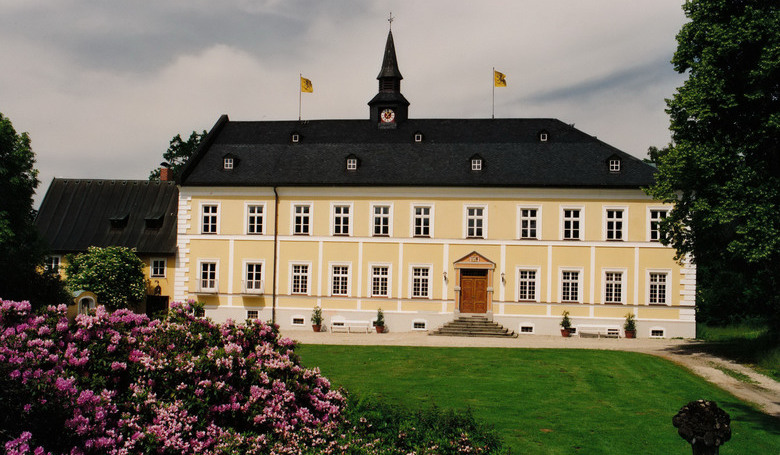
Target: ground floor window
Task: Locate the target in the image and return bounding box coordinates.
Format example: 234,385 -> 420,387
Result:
412,267 -> 430,298
331,265 -> 349,296
604,271 -> 623,304
200,262 -> 217,291
291,264 -> 309,294
371,266 -> 389,297
649,272 -> 668,304
561,270 -> 580,302
517,270 -> 537,301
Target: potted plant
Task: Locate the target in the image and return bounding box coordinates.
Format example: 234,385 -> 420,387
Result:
560,310 -> 572,337
375,308 -> 385,333
311,306 -> 323,332
624,313 -> 637,338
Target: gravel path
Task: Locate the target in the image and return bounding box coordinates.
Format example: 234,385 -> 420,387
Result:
282,329 -> 780,418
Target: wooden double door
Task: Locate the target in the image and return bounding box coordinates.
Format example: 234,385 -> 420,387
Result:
459,269 -> 488,313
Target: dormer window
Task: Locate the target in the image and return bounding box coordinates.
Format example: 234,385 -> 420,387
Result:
109,213 -> 129,230
345,154 -> 359,171
471,158 -> 482,171
223,157 -> 234,170
539,131 -> 549,142
145,213 -> 164,230
291,133 -> 300,143
609,159 -> 621,172
414,132 -> 423,143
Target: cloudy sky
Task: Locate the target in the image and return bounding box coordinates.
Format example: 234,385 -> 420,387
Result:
0,1 -> 689,207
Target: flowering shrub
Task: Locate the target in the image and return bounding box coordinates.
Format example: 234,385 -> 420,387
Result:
0,299 -> 345,454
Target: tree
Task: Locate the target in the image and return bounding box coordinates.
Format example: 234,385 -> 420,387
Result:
0,112 -> 68,308
646,1 -> 779,324
65,246 -> 146,310
148,130 -> 206,180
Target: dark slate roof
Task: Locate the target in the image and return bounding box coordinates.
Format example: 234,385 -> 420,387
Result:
179,116 -> 656,188
35,179 -> 178,255
377,30 -> 403,79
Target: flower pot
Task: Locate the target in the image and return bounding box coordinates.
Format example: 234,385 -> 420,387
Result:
624,329 -> 636,339
376,325 -> 384,333
561,328 -> 571,337
312,324 -> 321,332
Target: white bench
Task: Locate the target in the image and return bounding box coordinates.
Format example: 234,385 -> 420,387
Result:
577,325 -> 621,338
329,319 -> 371,333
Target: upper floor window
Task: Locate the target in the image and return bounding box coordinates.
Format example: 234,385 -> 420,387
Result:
465,206 -> 485,238
649,209 -> 668,242
333,204 -> 351,236
562,208 -> 581,240
201,204 -> 218,234
293,204 -> 311,235
151,258 -> 166,278
247,204 -> 264,235
519,208 -> 539,239
373,205 -> 391,236
605,209 -> 624,241
223,157 -> 234,170
413,205 -> 432,238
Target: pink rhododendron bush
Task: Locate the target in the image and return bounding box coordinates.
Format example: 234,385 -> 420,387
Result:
0,300 -> 345,454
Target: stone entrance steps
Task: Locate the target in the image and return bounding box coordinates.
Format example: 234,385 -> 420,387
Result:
430,315 -> 518,338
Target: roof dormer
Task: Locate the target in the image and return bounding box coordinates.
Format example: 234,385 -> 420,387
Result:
607,154 -> 622,173
469,154 -> 484,172
345,154 -> 360,171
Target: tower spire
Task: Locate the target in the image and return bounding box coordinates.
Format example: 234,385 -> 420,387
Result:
368,17 -> 410,126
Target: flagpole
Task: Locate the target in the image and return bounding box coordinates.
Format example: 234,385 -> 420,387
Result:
298,73 -> 302,121
492,67 -> 495,119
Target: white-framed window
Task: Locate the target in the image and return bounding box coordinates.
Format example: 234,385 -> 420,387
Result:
291,133 -> 300,143
518,206 -> 540,240
346,158 -> 358,171
471,158 -> 482,171
650,327 -> 666,338
291,315 -> 306,326
292,203 -> 311,235
539,132 -> 548,142
465,205 -> 486,239
411,319 -> 428,331
414,133 -> 423,143
332,203 -> 352,236
199,261 -> 218,292
290,263 -> 310,295
560,268 -> 582,303
604,207 -> 626,241
223,157 -> 234,170
247,310 -> 259,319
647,270 -> 670,305
609,159 -> 621,172
244,262 -> 264,292
330,264 -> 350,296
246,204 -> 265,235
151,258 -> 166,278
45,255 -> 61,272
201,203 -> 219,234
412,204 -> 433,238
648,208 -> 669,242
561,207 -> 582,240
603,270 -> 625,304
519,323 -> 535,334
370,265 -> 390,297
371,204 -> 392,237
516,268 -> 540,302
410,265 -> 432,299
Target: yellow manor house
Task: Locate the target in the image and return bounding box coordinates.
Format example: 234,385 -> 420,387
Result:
175,30 -> 695,338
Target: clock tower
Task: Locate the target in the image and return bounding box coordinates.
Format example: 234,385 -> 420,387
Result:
368,27 -> 410,127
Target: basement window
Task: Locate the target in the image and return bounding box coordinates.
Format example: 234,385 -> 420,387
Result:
412,320 -> 427,331
291,316 -> 306,326
520,324 -> 534,334
650,328 -> 665,338
247,310 -> 259,320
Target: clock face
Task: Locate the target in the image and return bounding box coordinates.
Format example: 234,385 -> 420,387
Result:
380,108 -> 396,123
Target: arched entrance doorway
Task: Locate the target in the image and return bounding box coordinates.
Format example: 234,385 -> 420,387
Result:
453,252 -> 495,316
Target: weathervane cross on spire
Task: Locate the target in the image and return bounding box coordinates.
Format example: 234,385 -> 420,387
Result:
388,12 -> 393,29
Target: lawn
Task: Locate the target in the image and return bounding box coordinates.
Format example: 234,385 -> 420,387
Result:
297,345 -> 780,454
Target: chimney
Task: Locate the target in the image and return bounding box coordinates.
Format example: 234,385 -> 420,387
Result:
160,166 -> 172,182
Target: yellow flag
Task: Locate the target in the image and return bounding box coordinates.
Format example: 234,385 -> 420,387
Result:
300,76 -> 313,93
494,70 -> 507,87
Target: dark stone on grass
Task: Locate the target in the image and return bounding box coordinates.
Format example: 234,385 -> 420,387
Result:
673,400 -> 731,455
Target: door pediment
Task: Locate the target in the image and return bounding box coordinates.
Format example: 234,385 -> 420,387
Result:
453,251 -> 495,269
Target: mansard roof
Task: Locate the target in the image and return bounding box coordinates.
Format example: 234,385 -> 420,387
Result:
35,178 -> 178,255
179,115 -> 656,189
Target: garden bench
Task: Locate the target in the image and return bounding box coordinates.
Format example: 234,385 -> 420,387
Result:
577,325 -> 621,338
329,319 -> 372,333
